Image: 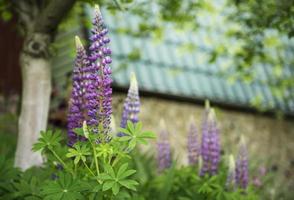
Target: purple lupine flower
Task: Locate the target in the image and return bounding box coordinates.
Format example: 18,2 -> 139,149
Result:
67,36 -> 88,146
252,165 -> 267,187
157,120 -> 172,172
118,72 -> 140,136
226,155 -> 236,190
187,116 -> 199,165
235,136 -> 249,189
84,5 -> 112,134
200,107 -> 221,176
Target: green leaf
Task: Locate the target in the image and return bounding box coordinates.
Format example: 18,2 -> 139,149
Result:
119,169 -> 136,179
66,143 -> 90,165
118,135 -> 132,142
117,128 -> 131,136
126,121 -> 135,133
118,179 -> 138,191
128,139 -> 137,150
73,128 -> 84,137
117,163 -> 128,179
41,173 -> 84,200
139,131 -> 156,139
104,164 -> 116,178
32,130 -> 63,153
102,180 -> 115,191
112,182 -> 120,195
137,138 -> 148,145
134,122 -> 142,132
99,173 -> 112,180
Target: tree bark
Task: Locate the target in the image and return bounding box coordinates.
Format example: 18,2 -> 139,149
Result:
15,34 -> 51,169
13,0 -> 76,170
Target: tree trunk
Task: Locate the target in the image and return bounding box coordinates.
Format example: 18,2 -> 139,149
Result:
13,0 -> 76,170
14,33 -> 51,170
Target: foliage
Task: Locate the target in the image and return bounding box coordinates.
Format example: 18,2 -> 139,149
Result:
0,121 -> 156,199
130,154 -> 261,200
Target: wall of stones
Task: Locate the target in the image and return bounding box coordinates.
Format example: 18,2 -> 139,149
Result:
113,93 -> 294,190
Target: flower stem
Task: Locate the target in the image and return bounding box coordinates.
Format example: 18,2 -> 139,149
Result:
91,141 -> 100,176
82,159 -> 96,178
49,148 -> 73,175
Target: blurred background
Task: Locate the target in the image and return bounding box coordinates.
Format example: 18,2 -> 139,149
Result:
0,0 -> 293,199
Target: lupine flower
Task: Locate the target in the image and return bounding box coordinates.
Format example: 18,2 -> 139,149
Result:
235,136 -> 249,189
226,154 -> 236,190
118,72 -> 140,136
252,165 -> 267,188
157,119 -> 172,172
67,36 -> 88,146
187,115 -> 199,165
200,108 -> 221,176
85,5 -> 112,134
68,5 -> 113,144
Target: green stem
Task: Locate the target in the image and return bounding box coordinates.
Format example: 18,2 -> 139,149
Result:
74,163 -> 77,178
112,155 -> 121,167
49,148 -> 73,175
91,141 -> 100,176
82,159 -> 96,178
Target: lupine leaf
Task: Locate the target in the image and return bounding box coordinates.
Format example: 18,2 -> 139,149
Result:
104,164 -> 116,178
102,180 -> 115,191
32,130 -> 62,153
126,121 -> 135,133
128,139 -> 137,150
134,122 -> 142,132
119,169 -> 136,180
117,163 -> 128,179
99,173 -> 112,180
41,173 -> 83,200
118,179 -> 138,191
112,182 -> 120,195
117,128 -> 131,136
139,131 -> 156,139
118,135 -> 132,141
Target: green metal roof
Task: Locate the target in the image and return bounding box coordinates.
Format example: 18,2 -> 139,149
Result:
52,6 -> 294,115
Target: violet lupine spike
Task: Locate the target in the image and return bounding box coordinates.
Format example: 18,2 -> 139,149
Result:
200,108 -> 221,176
226,154 -> 236,190
157,119 -> 172,172
119,72 -> 140,133
67,36 -> 88,146
86,5 -> 112,134
235,136 -> 249,189
209,110 -> 221,175
187,115 -> 199,165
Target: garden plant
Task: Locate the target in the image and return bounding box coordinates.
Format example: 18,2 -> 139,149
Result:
0,5 -> 269,200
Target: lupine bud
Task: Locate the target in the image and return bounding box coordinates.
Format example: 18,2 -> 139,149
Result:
67,36 -> 88,146
187,115 -> 199,165
235,135 -> 249,189
157,119 -> 171,172
200,107 -> 221,176
198,155 -> 203,176
118,72 -> 140,136
226,155 -> 236,190
83,121 -> 89,139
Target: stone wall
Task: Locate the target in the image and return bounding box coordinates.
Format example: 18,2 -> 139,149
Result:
113,93 -> 294,190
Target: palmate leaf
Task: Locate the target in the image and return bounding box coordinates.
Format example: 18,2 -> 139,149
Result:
41,173 -> 84,200
118,179 -> 138,191
96,143 -> 114,160
118,121 -> 156,150
32,130 -> 63,153
66,142 -> 91,165
101,163 -> 138,195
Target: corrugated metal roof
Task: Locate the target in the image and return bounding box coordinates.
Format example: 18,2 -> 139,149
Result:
52,6 -> 294,115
